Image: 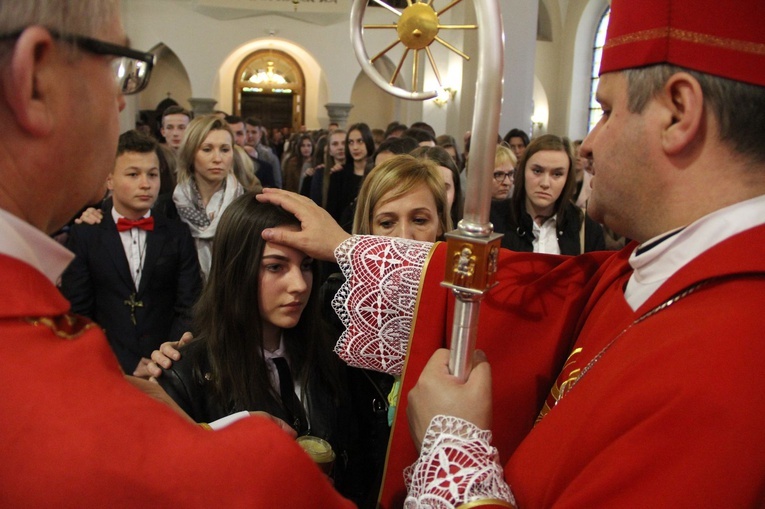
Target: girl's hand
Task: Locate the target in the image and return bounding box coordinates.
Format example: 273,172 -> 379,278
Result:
147,332 -> 193,380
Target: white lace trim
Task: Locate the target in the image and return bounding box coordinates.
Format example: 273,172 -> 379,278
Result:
404,415 -> 515,509
332,235 -> 432,375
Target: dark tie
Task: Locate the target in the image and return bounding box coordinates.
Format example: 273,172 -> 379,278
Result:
272,357 -> 308,433
116,216 -> 155,232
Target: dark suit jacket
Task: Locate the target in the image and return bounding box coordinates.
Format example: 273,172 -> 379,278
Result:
254,156 -> 276,188
60,204 -> 202,372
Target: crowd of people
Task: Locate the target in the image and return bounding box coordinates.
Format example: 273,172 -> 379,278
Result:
56,97 -> 610,505
2,0 -> 763,507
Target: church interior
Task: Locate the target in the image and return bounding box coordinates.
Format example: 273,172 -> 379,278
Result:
120,0 -> 611,142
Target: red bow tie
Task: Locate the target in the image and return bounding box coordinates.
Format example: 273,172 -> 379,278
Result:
116,216 -> 154,232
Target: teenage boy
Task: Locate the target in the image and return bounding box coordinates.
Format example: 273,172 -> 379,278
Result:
225,114 -> 276,188
245,116 -> 283,188
159,105 -> 191,153
61,130 -> 202,377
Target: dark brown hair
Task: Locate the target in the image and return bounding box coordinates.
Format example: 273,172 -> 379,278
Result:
510,134 -> 577,231
188,194 -> 341,415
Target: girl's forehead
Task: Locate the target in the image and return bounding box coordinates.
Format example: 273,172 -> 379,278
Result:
262,225 -> 307,258
526,150 -> 570,169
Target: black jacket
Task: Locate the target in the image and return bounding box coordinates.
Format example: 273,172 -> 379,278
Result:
159,340 -> 344,436
326,161 -> 372,223
60,202 -> 202,372
320,272 -> 393,509
158,339 -> 358,498
490,199 -> 606,255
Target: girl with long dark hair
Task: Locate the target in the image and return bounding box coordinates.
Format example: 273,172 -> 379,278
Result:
159,194 -> 349,465
325,123 -> 375,226
491,134 -> 605,254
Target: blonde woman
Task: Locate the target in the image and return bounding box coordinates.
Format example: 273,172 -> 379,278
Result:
490,143 -> 517,201
353,154 -> 451,241
173,115 -> 245,278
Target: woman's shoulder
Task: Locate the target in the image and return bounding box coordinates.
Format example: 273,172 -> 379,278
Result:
559,202 -> 601,233
557,202 -> 606,253
490,198 -> 522,233
560,201 -> 584,226
490,197 -> 512,216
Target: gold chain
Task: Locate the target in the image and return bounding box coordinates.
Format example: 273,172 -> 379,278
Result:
556,279 -> 712,405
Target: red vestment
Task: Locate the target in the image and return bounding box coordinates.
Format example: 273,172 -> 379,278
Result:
0,254 -> 354,508
380,225 -> 765,507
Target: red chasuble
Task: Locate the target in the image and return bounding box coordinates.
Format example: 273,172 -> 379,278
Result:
506,225 -> 765,507
379,245 -> 615,507
380,224 -> 765,508
0,254 -> 354,508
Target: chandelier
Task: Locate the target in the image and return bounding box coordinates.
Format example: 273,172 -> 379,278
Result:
248,61 -> 288,85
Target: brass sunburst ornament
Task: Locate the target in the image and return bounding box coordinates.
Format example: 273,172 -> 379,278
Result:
351,0 -> 506,381
352,0 -> 476,98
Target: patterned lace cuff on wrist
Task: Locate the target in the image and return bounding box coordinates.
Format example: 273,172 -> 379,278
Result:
404,415 -> 515,508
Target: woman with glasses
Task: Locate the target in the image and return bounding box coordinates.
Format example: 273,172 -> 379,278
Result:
491,134 -> 605,254
490,144 -> 517,201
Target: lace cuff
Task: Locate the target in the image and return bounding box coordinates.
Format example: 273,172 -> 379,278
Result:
332,235 -> 432,375
404,415 -> 515,509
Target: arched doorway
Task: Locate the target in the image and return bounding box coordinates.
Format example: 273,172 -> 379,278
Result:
233,49 -> 305,132
138,43 -> 192,139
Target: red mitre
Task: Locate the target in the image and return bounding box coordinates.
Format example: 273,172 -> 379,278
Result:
601,0 -> 765,87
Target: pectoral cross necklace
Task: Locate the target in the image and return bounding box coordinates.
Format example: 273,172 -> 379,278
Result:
124,292 -> 144,326
125,228 -> 147,325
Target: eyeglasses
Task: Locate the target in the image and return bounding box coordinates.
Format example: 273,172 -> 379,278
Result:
0,28 -> 154,95
493,170 -> 514,183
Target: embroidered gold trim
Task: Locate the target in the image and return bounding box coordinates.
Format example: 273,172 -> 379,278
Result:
25,315 -> 97,340
457,499 -> 516,509
605,27 -> 765,56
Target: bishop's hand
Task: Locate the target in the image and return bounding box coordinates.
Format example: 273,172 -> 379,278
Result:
256,188 -> 350,262
407,348 -> 493,451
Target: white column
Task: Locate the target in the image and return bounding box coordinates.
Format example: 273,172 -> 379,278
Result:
450,0 -> 537,143
497,0 -> 538,138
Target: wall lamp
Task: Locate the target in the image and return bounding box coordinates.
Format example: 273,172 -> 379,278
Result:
433,86 -> 457,107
